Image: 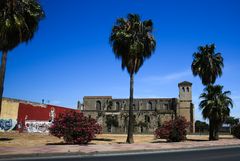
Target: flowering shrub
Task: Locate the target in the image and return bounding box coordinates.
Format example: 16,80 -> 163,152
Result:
232,124 -> 240,139
154,116 -> 189,142
49,111 -> 101,144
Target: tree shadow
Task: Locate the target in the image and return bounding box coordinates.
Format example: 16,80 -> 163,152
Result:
151,140 -> 168,143
46,142 -> 76,145
186,139 -> 209,142
46,138 -> 113,146
116,142 -> 126,144
0,138 -> 13,141
46,142 -> 95,146
92,138 -> 113,141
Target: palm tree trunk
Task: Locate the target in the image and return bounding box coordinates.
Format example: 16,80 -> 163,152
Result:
209,119 -> 214,140
0,51 -> 8,115
126,73 -> 134,144
213,124 -> 219,140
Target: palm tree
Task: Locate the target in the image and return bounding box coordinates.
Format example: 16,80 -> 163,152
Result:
0,0 -> 44,114
199,85 -> 233,140
191,44 -> 223,86
110,14 -> 156,143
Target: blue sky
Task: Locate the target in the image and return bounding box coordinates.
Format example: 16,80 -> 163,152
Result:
3,0 -> 240,121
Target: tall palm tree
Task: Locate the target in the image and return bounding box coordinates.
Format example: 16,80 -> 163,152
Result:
191,44 -> 223,86
0,0 -> 44,114
110,14 -> 156,143
199,85 -> 233,140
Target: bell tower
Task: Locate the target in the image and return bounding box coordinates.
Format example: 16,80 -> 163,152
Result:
179,81 -> 192,101
177,81 -> 195,133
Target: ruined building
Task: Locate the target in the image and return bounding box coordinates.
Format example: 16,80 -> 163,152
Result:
81,81 -> 195,133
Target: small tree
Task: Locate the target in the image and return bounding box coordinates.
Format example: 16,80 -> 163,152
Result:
105,115 -> 119,132
155,117 -> 189,142
224,116 -> 239,134
195,120 -> 209,134
49,111 -> 101,144
232,124 -> 240,139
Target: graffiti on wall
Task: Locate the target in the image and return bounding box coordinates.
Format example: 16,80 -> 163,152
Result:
0,119 -> 17,131
25,121 -> 52,133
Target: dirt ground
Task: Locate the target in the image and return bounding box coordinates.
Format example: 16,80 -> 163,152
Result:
0,131 -> 234,147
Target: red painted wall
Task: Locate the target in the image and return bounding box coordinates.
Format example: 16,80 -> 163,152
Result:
17,103 -> 78,123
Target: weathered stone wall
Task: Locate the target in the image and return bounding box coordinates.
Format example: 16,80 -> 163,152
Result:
83,110 -> 174,134
82,81 -> 195,134
82,97 -> 177,134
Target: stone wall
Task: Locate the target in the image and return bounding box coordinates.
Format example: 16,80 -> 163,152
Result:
82,81 -> 195,133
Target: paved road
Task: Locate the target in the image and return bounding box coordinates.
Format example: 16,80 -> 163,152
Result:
3,147 -> 240,161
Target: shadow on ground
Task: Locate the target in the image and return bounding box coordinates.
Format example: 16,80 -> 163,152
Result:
92,138 -> 113,141
0,138 -> 13,141
187,139 -> 209,142
151,140 -> 167,143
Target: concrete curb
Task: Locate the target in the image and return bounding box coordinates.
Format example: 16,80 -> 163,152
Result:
1,144 -> 240,160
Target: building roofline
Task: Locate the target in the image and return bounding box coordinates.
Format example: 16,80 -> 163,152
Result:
3,97 -> 73,109
84,96 -> 112,99
3,97 -> 43,106
178,81 -> 192,86
112,97 -> 177,100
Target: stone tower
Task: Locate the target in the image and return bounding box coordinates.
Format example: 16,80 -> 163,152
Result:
177,81 -> 195,133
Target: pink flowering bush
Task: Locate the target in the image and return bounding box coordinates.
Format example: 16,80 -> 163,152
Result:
49,111 -> 101,144
155,116 -> 189,142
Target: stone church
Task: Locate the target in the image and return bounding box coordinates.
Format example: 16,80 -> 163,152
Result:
80,81 -> 195,133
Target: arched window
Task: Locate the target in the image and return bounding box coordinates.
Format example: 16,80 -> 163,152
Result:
186,87 -> 190,92
148,101 -> 153,110
145,115 -> 150,123
163,103 -> 169,110
182,87 -> 185,92
116,102 -> 120,111
96,101 -> 101,111
133,104 -> 136,110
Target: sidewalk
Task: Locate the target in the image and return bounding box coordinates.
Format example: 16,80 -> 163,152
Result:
1,139 -> 240,158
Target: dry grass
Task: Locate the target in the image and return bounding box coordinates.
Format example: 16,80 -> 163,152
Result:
0,131 -> 62,147
0,131 -> 234,147
92,134 -> 157,144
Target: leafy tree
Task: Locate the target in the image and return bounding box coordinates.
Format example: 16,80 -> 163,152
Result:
224,116 -> 239,134
191,44 -> 223,86
49,111 -> 102,144
106,100 -> 113,111
199,85 -> 233,140
232,124 -> 240,139
110,14 -> 156,143
105,115 -> 119,130
155,116 -> 189,142
0,0 -> 45,114
195,120 -> 209,134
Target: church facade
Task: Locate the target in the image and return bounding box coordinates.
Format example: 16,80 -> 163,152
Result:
81,81 -> 195,133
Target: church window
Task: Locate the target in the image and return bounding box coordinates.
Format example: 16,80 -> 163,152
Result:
148,101 -> 153,110
182,87 -> 185,92
116,102 -> 120,111
163,104 -> 169,110
96,101 -> 101,111
145,115 -> 150,123
133,104 -> 136,110
186,87 -> 190,92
